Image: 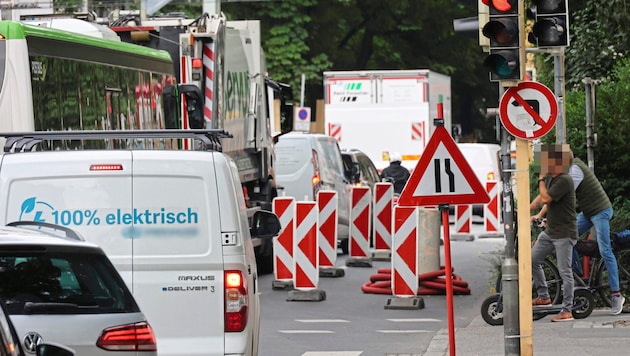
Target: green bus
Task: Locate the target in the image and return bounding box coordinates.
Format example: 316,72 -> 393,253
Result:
0,20 -> 179,149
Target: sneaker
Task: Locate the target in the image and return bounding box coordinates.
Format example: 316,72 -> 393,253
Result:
532,297 -> 552,307
551,311 -> 574,322
611,295 -> 626,315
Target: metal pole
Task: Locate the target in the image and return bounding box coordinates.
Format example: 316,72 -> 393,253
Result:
300,73 -> 306,107
583,78 -> 596,171
500,87 -> 520,356
554,51 -> 566,144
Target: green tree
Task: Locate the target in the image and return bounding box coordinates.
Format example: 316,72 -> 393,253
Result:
222,0 -> 498,142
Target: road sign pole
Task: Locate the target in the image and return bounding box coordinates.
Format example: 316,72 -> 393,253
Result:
500,122 -> 520,355
439,204 -> 456,356
516,138 -> 533,355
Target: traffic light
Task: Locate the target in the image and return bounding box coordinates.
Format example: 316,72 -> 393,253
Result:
527,0 -> 569,48
482,0 -> 522,82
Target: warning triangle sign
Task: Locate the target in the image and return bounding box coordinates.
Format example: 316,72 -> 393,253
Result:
397,126 -> 490,207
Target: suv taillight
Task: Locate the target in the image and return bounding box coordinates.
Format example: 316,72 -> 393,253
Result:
96,322 -> 157,351
225,270 -> 248,332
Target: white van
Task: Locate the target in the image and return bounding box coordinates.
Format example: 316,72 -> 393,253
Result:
0,130 -> 281,356
274,132 -> 357,253
456,143 -> 502,222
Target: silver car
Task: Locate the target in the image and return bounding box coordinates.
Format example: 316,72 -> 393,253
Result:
0,222 -> 157,355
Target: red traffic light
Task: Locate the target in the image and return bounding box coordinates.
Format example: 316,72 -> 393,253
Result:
491,0 -> 514,12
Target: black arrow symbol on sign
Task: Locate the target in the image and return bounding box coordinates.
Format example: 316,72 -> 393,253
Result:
511,95 -> 545,126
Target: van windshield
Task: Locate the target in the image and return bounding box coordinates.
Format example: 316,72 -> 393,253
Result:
275,137 -> 343,183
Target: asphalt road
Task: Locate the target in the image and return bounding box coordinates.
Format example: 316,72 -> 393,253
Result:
258,225 -> 505,356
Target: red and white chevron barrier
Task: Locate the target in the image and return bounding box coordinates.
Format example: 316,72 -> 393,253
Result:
392,206 -> 419,297
350,186 -> 371,258
317,191 -> 338,268
294,201 -> 319,290
484,181 -> 500,233
272,197 -> 295,281
373,183 -> 393,251
455,204 -> 471,234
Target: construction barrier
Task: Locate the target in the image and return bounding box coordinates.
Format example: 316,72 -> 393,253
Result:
392,206 -> 419,297
349,186 -> 371,258
455,204 -> 471,234
484,180 -> 500,232
272,197 -> 295,281
293,201 -> 319,290
373,183 -> 393,251
317,190 -> 338,268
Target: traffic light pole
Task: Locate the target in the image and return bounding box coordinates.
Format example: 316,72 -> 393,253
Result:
525,47 -> 566,143
500,112 -> 520,355
554,51 -> 566,144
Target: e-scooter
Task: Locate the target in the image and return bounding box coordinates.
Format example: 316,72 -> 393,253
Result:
481,286 -> 594,325
481,219 -> 595,325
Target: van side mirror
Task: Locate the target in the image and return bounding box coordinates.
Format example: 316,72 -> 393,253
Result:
250,210 -> 282,239
346,162 -> 360,182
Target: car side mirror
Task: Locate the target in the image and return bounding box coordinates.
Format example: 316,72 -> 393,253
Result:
250,210 -> 282,239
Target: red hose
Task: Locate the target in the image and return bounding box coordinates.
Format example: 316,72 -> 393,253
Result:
361,266 -> 471,295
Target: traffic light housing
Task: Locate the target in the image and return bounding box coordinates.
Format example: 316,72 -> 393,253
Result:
482,0 -> 522,82
528,0 -> 569,48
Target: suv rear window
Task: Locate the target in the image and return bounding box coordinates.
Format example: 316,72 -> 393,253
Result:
0,251 -> 139,315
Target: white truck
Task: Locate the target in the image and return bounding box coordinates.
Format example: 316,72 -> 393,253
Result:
108,13 -> 294,273
323,69 -> 452,172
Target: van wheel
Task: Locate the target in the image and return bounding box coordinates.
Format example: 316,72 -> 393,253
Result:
339,239 -> 349,255
257,253 -> 274,275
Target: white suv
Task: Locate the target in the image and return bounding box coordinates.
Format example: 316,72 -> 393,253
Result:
0,221 -> 157,355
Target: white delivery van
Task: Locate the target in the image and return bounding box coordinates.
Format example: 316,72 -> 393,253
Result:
274,132 -> 357,253
456,143 -> 502,222
0,130 -> 281,356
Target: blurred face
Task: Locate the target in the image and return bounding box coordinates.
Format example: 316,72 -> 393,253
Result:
540,144 -> 571,176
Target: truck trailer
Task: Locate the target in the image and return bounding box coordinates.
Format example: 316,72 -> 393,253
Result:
323,69 -> 452,172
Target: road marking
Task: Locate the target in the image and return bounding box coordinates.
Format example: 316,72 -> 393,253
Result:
302,352 -> 362,356
296,319 -> 350,323
376,330 -> 433,333
278,330 -> 335,334
387,318 -> 440,322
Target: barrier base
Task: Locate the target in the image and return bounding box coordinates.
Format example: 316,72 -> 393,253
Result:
272,280 -> 294,290
345,257 -> 373,268
384,296 -> 425,310
286,289 -> 327,302
450,233 -> 474,241
477,232 -> 504,239
319,267 -> 345,278
371,250 -> 391,261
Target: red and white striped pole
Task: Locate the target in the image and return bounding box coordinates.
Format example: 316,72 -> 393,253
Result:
346,186 -> 372,267
455,204 -> 471,234
392,206 -> 419,297
373,183 -> 393,252
484,180 -> 500,233
317,190 -> 338,268
293,201 -> 319,290
272,197 -> 295,283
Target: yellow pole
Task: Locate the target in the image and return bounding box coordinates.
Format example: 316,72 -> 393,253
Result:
516,138 -> 533,354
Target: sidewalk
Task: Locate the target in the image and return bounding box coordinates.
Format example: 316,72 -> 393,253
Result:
425,309 -> 630,356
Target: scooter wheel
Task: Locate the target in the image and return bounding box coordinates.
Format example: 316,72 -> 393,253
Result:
481,294 -> 504,326
572,288 -> 595,319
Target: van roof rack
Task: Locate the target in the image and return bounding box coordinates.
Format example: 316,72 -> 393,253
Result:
0,129 -> 232,152
6,221 -> 84,241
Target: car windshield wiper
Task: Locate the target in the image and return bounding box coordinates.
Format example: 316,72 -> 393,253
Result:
23,302 -> 99,314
